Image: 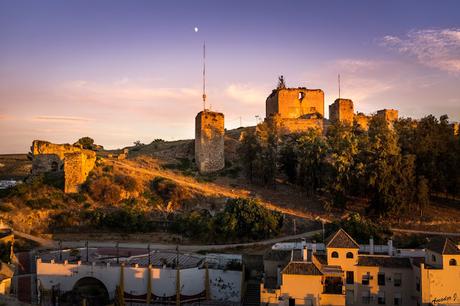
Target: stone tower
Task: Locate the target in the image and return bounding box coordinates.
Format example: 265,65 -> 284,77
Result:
195,110 -> 225,173
329,98 -> 354,125
376,109 -> 398,123
266,87 -> 324,119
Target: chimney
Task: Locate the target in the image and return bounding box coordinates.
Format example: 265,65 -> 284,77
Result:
370,237 -> 374,255
388,239 -> 393,256
303,246 -> 308,261
276,265 -> 282,287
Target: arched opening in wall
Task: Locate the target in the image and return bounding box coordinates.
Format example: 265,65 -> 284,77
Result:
62,277 -> 110,306
449,259 -> 457,266
331,251 -> 339,258
346,252 -> 354,259
51,161 -> 59,172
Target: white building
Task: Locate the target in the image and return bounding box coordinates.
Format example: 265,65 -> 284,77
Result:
36,248 -> 243,305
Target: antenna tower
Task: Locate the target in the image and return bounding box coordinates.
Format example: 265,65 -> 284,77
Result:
202,41 -> 206,111
338,73 -> 341,99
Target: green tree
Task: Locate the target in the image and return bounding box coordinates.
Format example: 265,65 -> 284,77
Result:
238,129 -> 261,183
326,122 -> 359,207
361,115 -> 415,215
294,130 -> 328,195
75,137 -> 95,150
417,176 -> 430,217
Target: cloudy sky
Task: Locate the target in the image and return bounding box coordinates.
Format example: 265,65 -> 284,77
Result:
1,0 -> 459,153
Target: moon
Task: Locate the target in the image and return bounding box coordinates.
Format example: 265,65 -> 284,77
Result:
194,27 -> 199,33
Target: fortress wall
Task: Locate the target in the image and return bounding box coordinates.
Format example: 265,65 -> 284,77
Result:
63,151 -> 96,193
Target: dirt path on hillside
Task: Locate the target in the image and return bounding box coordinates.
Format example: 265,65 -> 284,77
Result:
110,159 -> 330,221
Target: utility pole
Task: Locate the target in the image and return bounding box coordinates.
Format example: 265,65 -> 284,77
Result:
85,240 -> 89,262
116,242 -> 119,264
58,240 -> 62,261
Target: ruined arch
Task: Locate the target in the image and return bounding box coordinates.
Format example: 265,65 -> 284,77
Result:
62,277 -> 110,306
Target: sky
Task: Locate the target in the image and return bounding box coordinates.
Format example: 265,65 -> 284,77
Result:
0,0 -> 459,153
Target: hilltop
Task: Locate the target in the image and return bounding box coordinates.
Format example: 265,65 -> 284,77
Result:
1,120 -> 460,246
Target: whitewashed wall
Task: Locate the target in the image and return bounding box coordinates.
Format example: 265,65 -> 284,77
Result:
209,269 -> 242,302
37,260 -> 242,302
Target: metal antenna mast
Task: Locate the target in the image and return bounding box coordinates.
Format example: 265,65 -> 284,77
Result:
202,41 -> 206,111
338,73 -> 341,99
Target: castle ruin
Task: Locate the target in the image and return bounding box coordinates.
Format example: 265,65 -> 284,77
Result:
264,77 -> 400,134
329,98 -> 354,126
195,111 -> 225,173
265,84 -> 325,134
31,140 -> 96,193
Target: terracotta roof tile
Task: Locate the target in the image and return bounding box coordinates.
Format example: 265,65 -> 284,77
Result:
282,262 -> 322,276
427,237 -> 460,255
357,256 -> 411,268
326,229 -> 360,249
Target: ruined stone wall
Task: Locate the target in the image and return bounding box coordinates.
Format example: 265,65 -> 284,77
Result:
31,140 -> 96,193
354,113 -> 370,131
195,111 -> 225,173
269,117 -> 324,135
63,151 -> 96,193
31,140 -> 84,173
266,88 -> 324,119
329,98 -> 354,125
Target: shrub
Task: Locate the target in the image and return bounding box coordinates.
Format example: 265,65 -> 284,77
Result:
114,175 -> 137,192
328,213 -> 392,244
88,177 -> 122,204
150,177 -> 177,202
69,193 -> 86,203
26,198 -> 56,209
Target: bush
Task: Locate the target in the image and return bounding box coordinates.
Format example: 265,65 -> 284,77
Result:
69,193 -> 86,203
26,198 -> 60,209
150,177 -> 177,202
88,177 -> 122,204
114,175 -> 137,192
328,213 -> 392,244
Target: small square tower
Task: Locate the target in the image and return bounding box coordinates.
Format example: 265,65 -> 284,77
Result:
329,98 -> 354,125
195,110 -> 225,173
376,109 -> 398,123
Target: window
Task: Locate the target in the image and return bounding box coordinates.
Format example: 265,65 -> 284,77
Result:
449,259 -> 457,266
346,252 -> 354,259
346,271 -> 354,284
331,251 -> 339,258
289,297 -> 295,306
362,290 -> 371,304
394,293 -> 402,306
432,254 -> 436,262
394,273 -> 402,287
378,272 -> 385,286
378,292 -> 385,305
362,273 -> 370,285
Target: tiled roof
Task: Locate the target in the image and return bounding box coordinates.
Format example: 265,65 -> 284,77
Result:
313,253 -> 327,265
282,261 -> 322,276
427,237 -> 460,255
326,229 -> 360,249
357,256 -> 412,268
